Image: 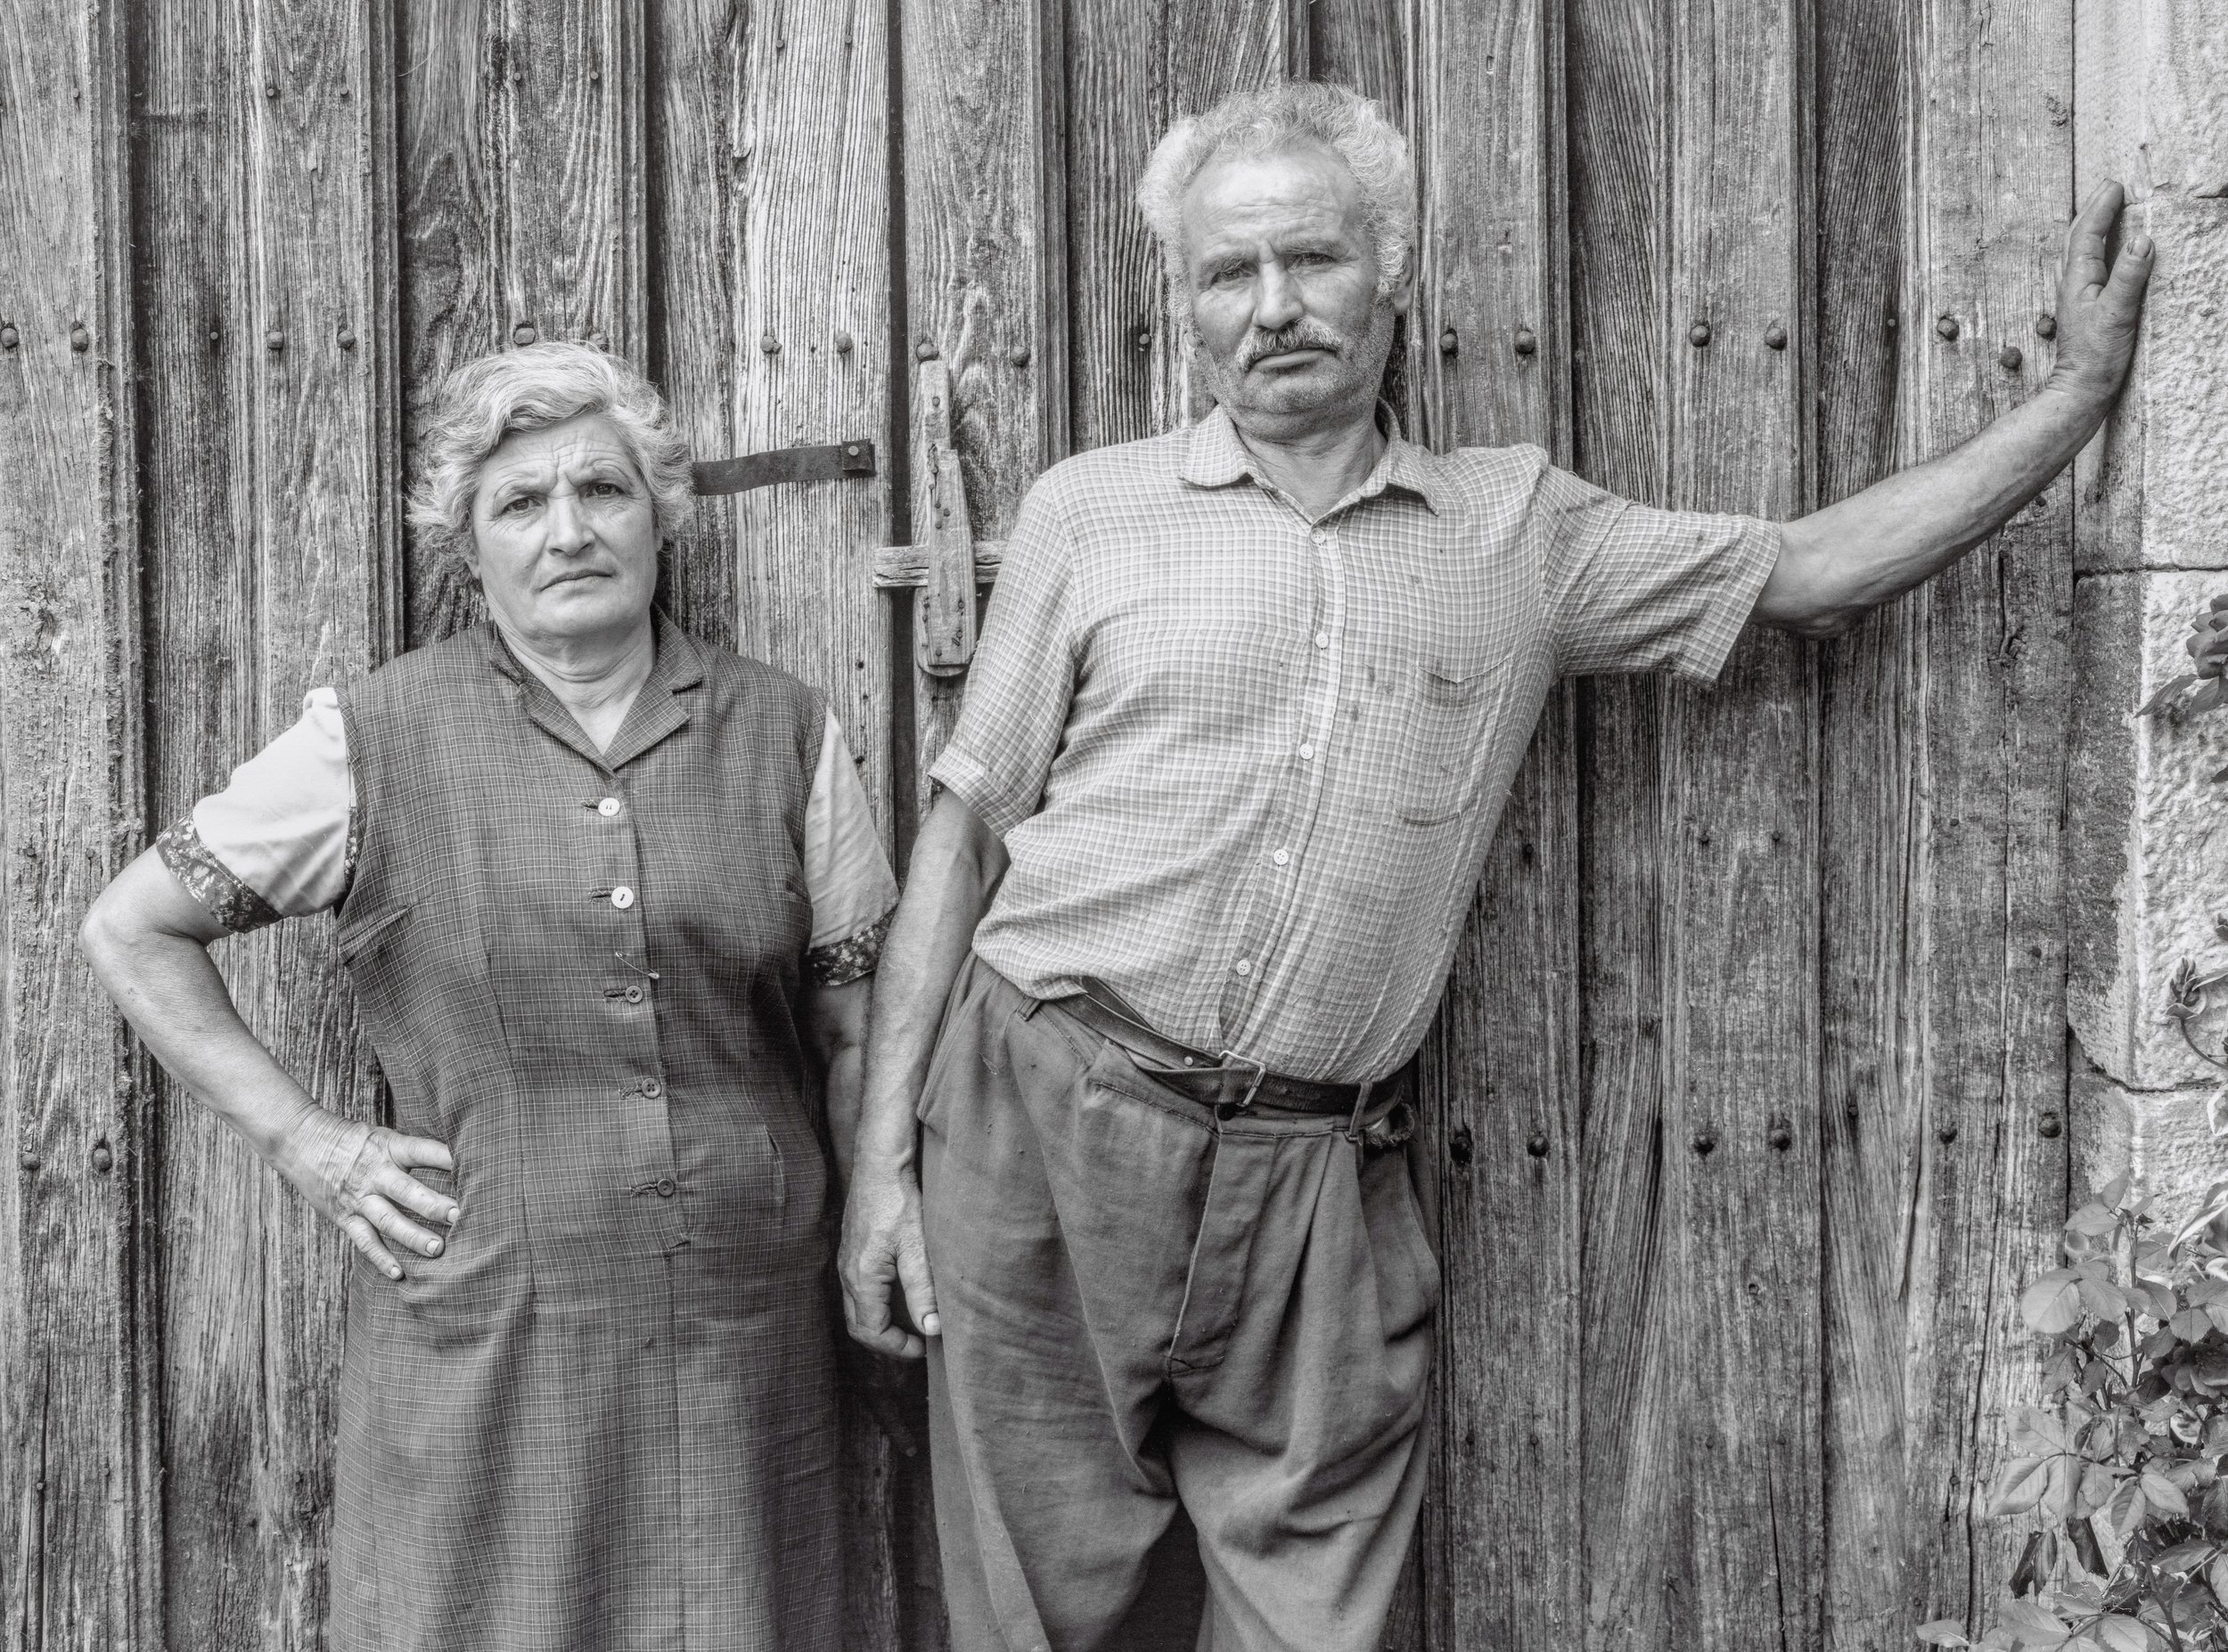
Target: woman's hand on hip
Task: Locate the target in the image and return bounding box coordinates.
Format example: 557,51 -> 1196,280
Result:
274,1108 -> 459,1280
838,1165 -> 939,1359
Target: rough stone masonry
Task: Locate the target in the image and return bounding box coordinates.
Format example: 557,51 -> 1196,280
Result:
2069,0 -> 2228,1213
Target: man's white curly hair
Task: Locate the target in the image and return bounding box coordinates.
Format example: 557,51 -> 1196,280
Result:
1134,79 -> 1415,339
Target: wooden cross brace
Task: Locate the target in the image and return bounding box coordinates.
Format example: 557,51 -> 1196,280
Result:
871,362 -> 1003,675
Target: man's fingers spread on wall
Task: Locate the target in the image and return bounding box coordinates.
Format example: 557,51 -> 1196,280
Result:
343,1214 -> 404,1280
2105,233 -> 2157,311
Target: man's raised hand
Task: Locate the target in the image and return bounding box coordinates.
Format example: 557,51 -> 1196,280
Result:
2048,180 -> 2156,405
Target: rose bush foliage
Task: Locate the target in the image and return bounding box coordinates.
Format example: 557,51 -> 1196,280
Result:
1919,1174 -> 2228,1650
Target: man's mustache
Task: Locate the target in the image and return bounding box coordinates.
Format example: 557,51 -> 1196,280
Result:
1237,322 -> 1344,370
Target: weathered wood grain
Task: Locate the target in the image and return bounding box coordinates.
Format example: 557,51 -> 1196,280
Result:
398,0 -> 646,643
1563,3 -> 1677,1646
1809,2 -> 1910,1647
899,0 -> 1067,841
648,2 -> 920,1643
1872,1 -> 2076,1636
132,2 -> 400,1645
1407,4 -> 1578,1651
1066,0 -> 1295,449
0,1 -> 154,1648
1658,8 -> 1822,1651
1570,1 -> 1823,1647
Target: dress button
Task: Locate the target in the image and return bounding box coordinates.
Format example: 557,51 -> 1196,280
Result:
623,985 -> 644,1004
1298,742 -> 1315,761
642,1077 -> 664,1099
1273,848 -> 1290,866
598,797 -> 621,817
655,1176 -> 677,1198
1233,959 -> 1253,977
1313,631 -> 1330,649
610,886 -> 635,910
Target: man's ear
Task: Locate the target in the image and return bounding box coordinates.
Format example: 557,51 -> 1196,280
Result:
1387,243 -> 1416,318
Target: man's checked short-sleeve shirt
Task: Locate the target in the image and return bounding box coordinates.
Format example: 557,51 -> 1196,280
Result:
930,405 -> 1782,1084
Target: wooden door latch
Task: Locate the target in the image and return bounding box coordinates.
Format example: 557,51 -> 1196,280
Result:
870,361 -> 1004,675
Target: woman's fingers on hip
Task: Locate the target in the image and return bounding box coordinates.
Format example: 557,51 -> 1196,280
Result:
366,1157 -> 461,1228
381,1131 -> 456,1174
348,1190 -> 447,1259
341,1212 -> 405,1281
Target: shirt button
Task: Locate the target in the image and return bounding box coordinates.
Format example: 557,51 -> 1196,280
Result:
1310,529 -> 1329,545
610,886 -> 635,910
1233,958 -> 1253,977
597,797 -> 621,817
1313,631 -> 1330,649
1273,848 -> 1290,866
623,985 -> 644,1004
1298,742 -> 1315,761
642,1077 -> 664,1099
654,1176 -> 677,1198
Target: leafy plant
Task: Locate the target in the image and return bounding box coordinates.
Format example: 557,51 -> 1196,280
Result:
2136,593 -> 2228,785
1915,1175 -> 2228,1651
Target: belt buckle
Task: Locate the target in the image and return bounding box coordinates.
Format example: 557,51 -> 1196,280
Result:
1217,1051 -> 1267,1115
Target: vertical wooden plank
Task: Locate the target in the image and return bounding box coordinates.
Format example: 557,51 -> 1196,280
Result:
1658,5 -> 1821,1649
0,1 -> 154,1647
1884,0 -> 2076,1633
1407,4 -> 1578,1651
397,0 -> 645,643
648,2 -> 919,1646
1569,0 -> 1822,1646
134,0 -> 400,1644
1810,2 -> 1912,1647
1065,0 -> 1295,454
1563,2 -> 1675,1645
899,0 -> 1065,827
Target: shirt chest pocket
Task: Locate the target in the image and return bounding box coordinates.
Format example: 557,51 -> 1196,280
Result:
1391,652 -> 1517,828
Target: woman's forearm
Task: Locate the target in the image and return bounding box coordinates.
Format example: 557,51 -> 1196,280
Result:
853,792 -> 1009,1179
79,849 -> 321,1161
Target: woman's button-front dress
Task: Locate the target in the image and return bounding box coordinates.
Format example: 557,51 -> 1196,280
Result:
160,618 -> 896,1652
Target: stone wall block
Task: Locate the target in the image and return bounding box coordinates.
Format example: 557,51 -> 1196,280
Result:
2068,570 -> 2228,1087
2072,1059 -> 2227,1225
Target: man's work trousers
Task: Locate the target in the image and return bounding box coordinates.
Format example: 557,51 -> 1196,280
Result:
919,955 -> 1438,1652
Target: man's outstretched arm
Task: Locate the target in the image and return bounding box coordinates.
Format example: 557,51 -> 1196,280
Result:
1757,182 -> 2155,640
837,790 -> 1010,1359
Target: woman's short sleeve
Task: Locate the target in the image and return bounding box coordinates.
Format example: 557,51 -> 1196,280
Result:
156,688 -> 356,931
801,709 -> 899,986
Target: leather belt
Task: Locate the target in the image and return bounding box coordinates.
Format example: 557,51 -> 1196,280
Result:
1053,978 -> 1411,1128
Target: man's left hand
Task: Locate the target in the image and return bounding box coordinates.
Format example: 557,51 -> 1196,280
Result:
2047,180 -> 2155,405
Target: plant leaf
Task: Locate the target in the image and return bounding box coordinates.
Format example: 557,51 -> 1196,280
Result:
2208,1550 -> 2228,1606
2169,1306 -> 2213,1342
2069,1203 -> 2121,1237
1991,1456 -> 2057,1516
2136,674 -> 2199,716
1915,1623 -> 1970,1648
2142,1466 -> 2191,1517
1997,1596 -> 2073,1647
2090,1616 -> 2155,1652
2024,1272 -> 2087,1335
2080,1277 -> 2131,1321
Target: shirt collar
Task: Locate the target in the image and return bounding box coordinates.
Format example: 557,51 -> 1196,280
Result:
1179,401 -> 1447,516
480,606 -> 705,693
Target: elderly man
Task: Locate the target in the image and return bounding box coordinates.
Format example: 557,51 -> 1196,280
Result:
840,79 -> 2151,1651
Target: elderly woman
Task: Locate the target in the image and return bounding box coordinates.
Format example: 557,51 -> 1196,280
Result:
79,342 -> 896,1650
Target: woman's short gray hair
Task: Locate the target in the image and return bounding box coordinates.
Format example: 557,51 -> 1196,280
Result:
406,341 -> 693,564
1134,79 -> 1414,337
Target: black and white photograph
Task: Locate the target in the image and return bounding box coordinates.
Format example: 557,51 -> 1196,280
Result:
3,2 -> 2224,1648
